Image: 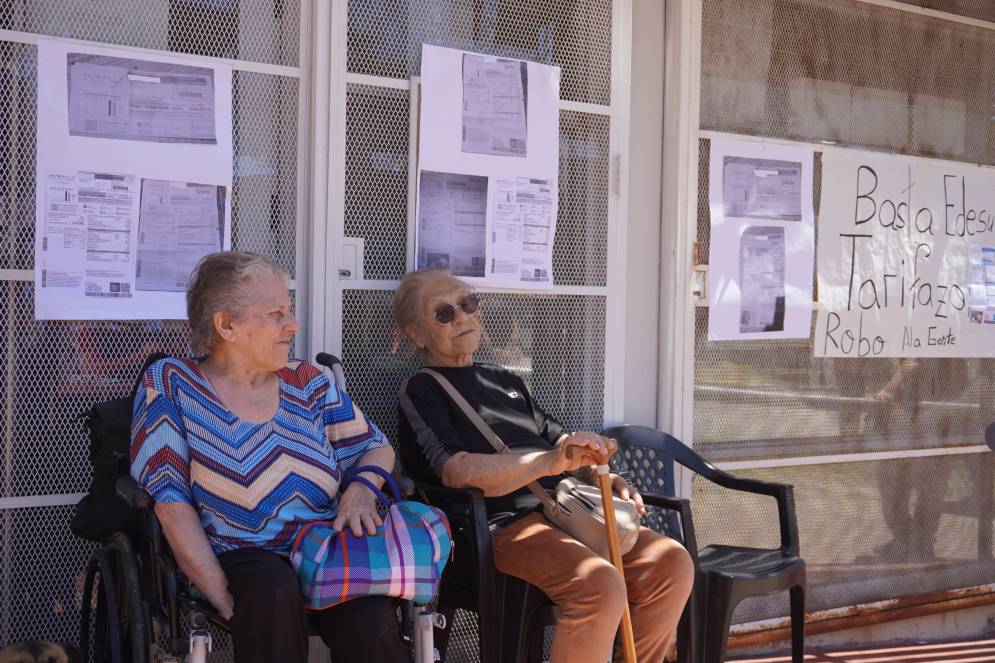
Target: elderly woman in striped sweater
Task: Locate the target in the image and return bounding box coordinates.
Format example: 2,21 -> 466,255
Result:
130,251 -> 406,663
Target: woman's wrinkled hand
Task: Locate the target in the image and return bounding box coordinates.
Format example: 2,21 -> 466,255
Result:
546,432 -> 617,475
611,474 -> 646,516
333,481 -> 383,537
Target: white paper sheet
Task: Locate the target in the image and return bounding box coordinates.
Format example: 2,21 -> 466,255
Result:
417,44 -> 560,290
41,170 -> 138,299
461,54 -> 528,158
417,171 -> 487,277
708,137 -> 815,340
68,54 -> 216,144
490,176 -> 554,284
35,38 -> 233,320
815,147 -> 995,357
136,179 -> 225,292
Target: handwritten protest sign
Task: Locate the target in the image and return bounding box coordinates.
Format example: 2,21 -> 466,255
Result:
815,147 -> 995,357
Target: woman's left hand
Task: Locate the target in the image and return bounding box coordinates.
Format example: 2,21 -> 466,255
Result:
333,482 -> 383,536
611,475 -> 646,517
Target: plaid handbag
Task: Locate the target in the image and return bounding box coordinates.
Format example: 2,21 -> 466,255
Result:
290,466 -> 452,609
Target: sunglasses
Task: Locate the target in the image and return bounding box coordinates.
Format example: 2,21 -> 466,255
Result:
430,293 -> 480,325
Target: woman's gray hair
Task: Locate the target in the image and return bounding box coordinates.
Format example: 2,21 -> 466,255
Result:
393,267 -> 468,339
186,251 -> 289,354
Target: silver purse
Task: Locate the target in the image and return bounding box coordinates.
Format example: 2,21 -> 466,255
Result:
419,369 -> 640,559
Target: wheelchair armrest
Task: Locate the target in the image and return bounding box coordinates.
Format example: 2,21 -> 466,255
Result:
115,475 -> 153,510
395,475 -> 415,498
641,493 -> 699,564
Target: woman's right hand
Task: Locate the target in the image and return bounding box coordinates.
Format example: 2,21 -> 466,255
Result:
544,432 -> 617,475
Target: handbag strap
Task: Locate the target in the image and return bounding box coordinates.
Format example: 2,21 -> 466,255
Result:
418,368 -> 558,513
344,465 -> 402,504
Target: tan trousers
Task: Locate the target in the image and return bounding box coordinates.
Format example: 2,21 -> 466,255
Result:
492,512 -> 694,663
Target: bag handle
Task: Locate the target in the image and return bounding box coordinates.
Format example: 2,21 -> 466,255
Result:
343,465 -> 401,504
418,368 -> 559,513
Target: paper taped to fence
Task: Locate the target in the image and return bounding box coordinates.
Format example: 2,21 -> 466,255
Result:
815,147 -> 995,357
707,137 -> 815,340
35,38 -> 232,320
416,44 -> 560,288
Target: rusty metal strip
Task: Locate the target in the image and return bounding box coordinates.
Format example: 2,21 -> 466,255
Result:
728,586 -> 995,649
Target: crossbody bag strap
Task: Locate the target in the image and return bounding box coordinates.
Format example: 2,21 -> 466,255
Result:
418,368 -> 558,512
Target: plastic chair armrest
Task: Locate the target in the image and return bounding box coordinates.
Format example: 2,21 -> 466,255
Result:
695,471 -> 800,556
641,493 -> 699,563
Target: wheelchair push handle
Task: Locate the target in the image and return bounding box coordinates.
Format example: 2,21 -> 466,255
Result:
315,352 -> 347,392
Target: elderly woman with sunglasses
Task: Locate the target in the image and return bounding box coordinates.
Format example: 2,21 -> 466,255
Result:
394,268 -> 693,663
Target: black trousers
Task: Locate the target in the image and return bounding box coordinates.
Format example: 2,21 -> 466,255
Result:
217,547 -> 408,663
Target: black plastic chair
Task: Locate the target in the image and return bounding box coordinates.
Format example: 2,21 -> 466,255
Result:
603,425 -> 806,663
416,471 -> 700,662
413,482 -> 555,663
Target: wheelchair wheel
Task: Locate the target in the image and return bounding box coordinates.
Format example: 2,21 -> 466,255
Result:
80,535 -> 152,663
80,548 -> 123,663
107,532 -> 152,663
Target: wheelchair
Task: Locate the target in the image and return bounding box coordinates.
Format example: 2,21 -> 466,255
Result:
76,353 -> 445,663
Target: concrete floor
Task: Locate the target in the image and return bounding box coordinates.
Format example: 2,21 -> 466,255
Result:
731,637 -> 995,662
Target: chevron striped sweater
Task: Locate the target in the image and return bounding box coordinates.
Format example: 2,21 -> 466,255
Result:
130,358 -> 390,554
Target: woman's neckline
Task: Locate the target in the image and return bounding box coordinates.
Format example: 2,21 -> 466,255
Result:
190,358 -> 283,426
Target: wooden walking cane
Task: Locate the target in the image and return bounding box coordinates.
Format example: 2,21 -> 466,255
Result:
566,442 -> 638,662
597,462 -> 638,663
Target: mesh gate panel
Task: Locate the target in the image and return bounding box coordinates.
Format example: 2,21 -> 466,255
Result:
693,304 -> 994,462
0,53 -> 301,278
701,0 -> 995,166
346,0 -> 612,105
556,110 -> 609,287
343,84 -> 611,286
341,289 -> 607,449
231,71 -> 300,277
2,282 -> 192,497
0,0 -> 304,648
0,41 -> 36,272
895,1 -> 995,22
0,505 -> 96,644
692,455 -> 995,623
0,0 -> 299,67
697,0 -> 995,625
343,1 -> 615,654
345,83 -> 411,281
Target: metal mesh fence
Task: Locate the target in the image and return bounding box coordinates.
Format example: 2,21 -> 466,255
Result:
696,0 -> 995,624
0,505 -> 96,644
701,0 -> 995,166
690,454 -> 995,623
343,83 -> 610,285
0,0 -> 304,648
896,1 -> 995,22
345,83 -> 412,281
341,288 -> 606,451
0,40 -> 35,273
0,0 -> 300,67
231,70 -> 300,277
346,0 -> 613,105
341,2 -> 615,655
556,110 -> 609,287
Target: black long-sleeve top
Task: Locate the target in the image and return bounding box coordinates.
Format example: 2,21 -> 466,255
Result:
398,363 -> 566,515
